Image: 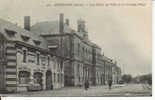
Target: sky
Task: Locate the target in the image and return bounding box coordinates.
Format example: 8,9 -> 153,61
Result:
0,0 -> 152,76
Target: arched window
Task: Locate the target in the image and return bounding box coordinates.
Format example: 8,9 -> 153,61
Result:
34,72 -> 43,87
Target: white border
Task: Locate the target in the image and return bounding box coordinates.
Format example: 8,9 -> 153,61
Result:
1,1 -> 154,100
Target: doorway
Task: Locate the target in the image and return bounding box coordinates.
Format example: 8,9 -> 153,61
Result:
46,71 -> 53,90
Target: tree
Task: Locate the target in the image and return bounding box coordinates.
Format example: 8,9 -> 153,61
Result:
121,74 -> 132,83
139,73 -> 152,86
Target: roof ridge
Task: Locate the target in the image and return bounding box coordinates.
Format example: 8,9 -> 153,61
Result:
31,20 -> 58,27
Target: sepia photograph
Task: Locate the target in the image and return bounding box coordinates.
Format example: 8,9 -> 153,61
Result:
0,0 -> 152,97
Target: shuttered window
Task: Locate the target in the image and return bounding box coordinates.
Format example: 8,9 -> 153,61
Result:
23,50 -> 27,63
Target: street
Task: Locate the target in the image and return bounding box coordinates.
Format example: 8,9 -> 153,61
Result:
0,84 -> 152,97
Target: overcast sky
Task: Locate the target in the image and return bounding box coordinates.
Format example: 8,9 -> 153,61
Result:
0,0 -> 152,76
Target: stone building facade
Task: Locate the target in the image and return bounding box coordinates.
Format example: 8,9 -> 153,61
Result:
0,18 -> 64,92
0,13 -> 121,93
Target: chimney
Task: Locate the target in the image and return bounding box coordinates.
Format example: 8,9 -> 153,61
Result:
59,13 -> 64,33
65,19 -> 69,26
24,16 -> 31,31
77,19 -> 85,32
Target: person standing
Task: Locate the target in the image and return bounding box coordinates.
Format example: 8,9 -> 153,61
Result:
108,79 -> 112,90
84,80 -> 89,90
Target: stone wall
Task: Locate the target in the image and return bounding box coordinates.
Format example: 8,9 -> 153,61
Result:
5,41 -> 17,92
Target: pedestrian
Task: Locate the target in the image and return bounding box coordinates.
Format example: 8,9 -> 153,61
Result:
108,79 -> 112,90
87,80 -> 89,88
84,81 -> 87,90
84,80 -> 89,90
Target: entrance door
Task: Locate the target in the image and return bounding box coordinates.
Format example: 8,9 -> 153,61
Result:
46,71 -> 53,90
34,72 -> 43,89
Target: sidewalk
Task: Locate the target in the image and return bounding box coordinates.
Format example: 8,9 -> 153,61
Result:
0,84 -> 151,97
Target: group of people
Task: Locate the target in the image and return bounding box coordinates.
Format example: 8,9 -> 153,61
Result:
84,79 -> 113,90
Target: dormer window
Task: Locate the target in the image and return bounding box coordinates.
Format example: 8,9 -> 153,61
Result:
33,40 -> 41,46
21,35 -> 30,41
5,28 -> 17,37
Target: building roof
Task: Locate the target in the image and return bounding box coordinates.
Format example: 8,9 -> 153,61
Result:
102,56 -> 112,62
31,20 -> 99,48
0,18 -> 48,49
90,42 -> 101,49
0,17 -> 117,67
31,20 -> 74,35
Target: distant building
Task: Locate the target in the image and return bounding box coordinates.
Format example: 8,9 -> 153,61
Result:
0,13 -> 121,93
112,63 -> 122,84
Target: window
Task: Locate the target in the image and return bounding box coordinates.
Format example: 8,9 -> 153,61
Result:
82,47 -> 84,54
57,74 -> 59,83
33,40 -> 41,46
19,71 -> 30,84
78,65 -> 80,82
48,56 -> 50,66
23,50 -> 27,63
21,35 -> 30,42
54,73 -> 56,83
79,76 -> 80,82
77,64 -> 80,76
83,67 -> 85,80
59,73 -> 61,83
60,60 -> 63,72
5,28 -> 17,37
54,61 -> 56,70
78,43 -> 80,56
61,74 -> 63,83
37,53 -> 40,65
33,72 -> 43,87
0,68 -> 1,75
85,49 -> 86,57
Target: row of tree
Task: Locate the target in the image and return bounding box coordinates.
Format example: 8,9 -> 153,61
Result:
119,73 -> 152,86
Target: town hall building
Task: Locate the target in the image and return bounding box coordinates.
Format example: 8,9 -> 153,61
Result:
0,13 -> 121,93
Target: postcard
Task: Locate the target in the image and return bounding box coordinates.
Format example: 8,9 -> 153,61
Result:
0,0 -> 152,97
